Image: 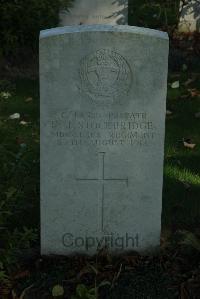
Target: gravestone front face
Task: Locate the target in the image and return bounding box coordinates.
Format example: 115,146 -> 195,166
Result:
40,25 -> 169,255
60,0 -> 128,25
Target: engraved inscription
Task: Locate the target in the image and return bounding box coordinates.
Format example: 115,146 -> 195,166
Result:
77,152 -> 128,232
49,110 -> 156,147
80,49 -> 132,104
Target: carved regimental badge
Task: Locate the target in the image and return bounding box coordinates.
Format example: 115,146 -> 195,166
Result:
80,49 -> 132,104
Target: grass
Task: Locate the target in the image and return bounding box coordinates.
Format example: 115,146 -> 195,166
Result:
165,164 -> 200,186
0,79 -> 39,241
163,71 -> 200,229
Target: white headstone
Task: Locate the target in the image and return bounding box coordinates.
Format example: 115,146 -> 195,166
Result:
60,0 -> 128,25
40,25 -> 169,255
179,0 -> 200,32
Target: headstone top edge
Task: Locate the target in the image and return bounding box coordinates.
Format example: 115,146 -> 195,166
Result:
40,25 -> 169,41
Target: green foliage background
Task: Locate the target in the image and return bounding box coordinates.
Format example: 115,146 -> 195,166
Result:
0,0 -> 73,57
129,0 -> 180,31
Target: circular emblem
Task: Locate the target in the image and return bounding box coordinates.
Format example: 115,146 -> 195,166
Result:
80,49 -> 132,104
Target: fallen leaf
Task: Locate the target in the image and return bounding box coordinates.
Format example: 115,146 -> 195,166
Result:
52,285 -> 64,297
0,91 -> 11,99
20,120 -> 28,125
9,113 -> 20,120
188,88 -> 200,98
20,143 -> 27,149
183,142 -> 196,149
171,81 -> 180,89
25,97 -> 33,102
166,110 -> 173,115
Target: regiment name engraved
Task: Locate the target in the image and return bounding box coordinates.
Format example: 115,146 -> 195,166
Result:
48,110 -> 156,147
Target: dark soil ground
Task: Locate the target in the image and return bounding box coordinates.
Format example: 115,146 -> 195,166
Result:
5,244 -> 200,298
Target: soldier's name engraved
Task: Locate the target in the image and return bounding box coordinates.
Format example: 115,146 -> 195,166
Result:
47,110 -> 156,147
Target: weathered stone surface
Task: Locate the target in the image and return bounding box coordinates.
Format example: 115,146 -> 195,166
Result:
179,0 -> 200,32
40,25 -> 169,255
60,0 -> 128,25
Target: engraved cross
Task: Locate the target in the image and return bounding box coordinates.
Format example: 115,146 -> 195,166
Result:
76,152 -> 128,232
